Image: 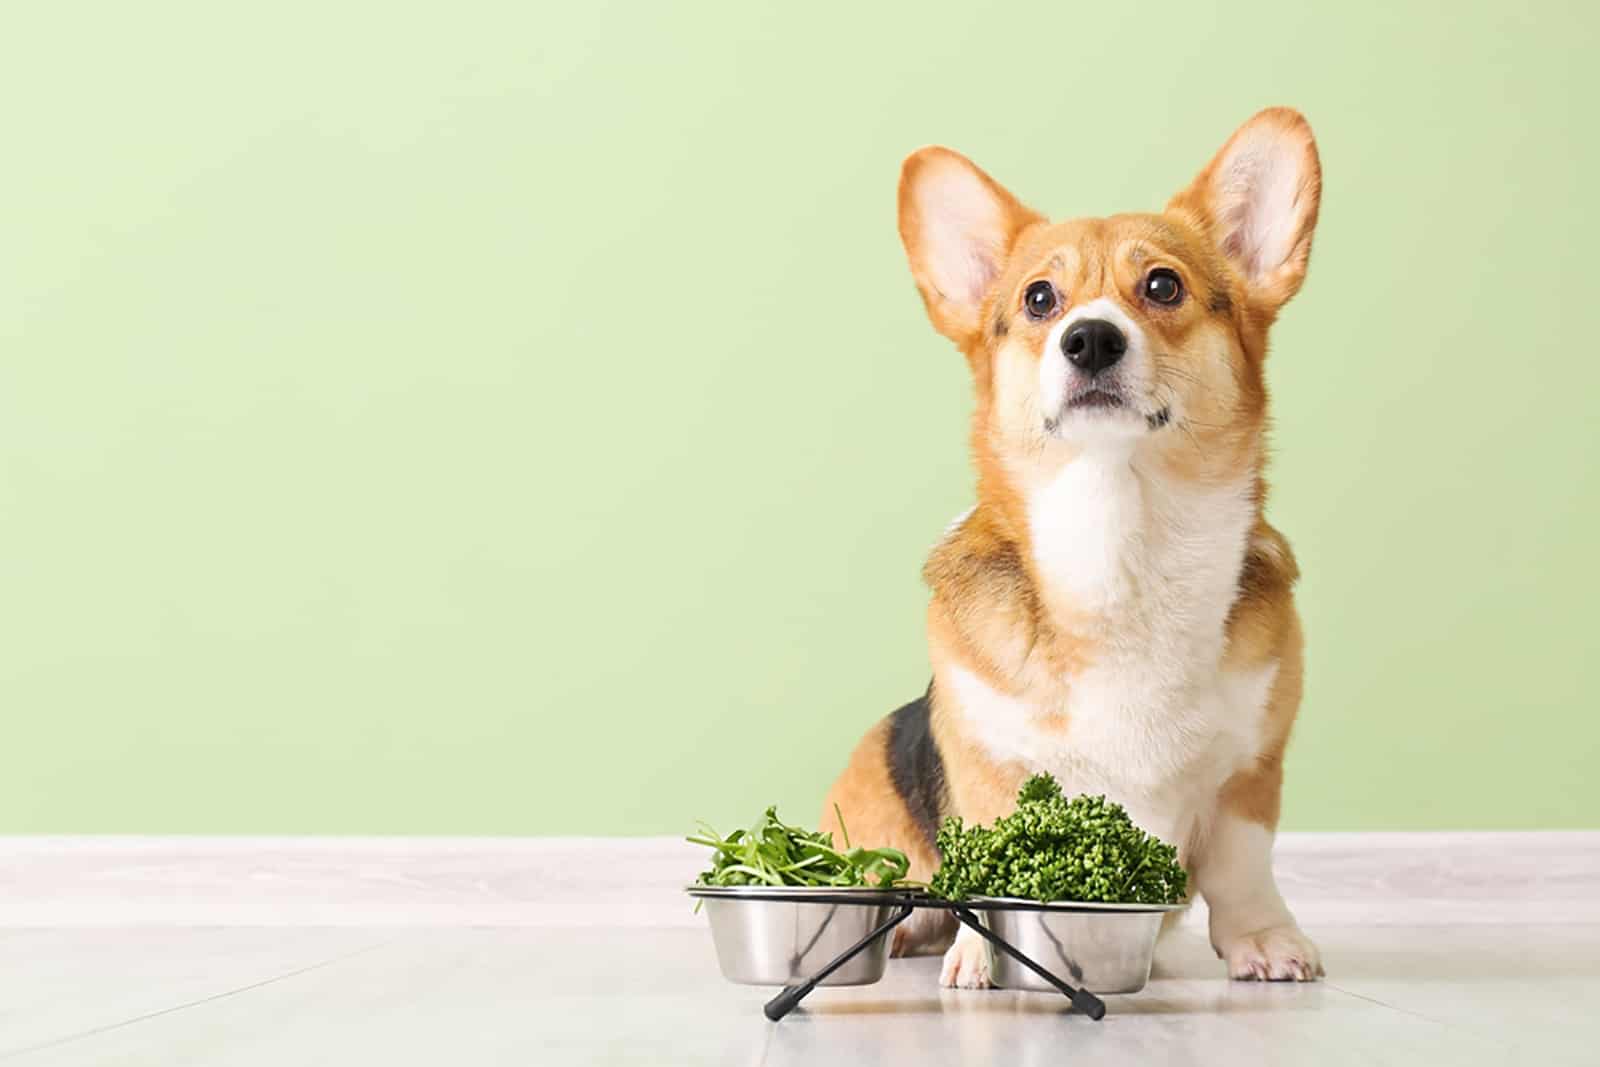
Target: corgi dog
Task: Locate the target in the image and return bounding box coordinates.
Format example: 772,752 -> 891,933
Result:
821,108 -> 1324,985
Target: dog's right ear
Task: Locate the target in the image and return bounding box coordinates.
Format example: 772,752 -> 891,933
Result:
898,147 -> 1041,346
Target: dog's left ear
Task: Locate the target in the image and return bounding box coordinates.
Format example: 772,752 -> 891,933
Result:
1168,108 -> 1321,312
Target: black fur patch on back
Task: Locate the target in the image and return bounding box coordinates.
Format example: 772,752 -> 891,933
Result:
886,686 -> 947,850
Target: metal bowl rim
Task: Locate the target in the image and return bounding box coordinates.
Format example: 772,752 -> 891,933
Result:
966,895 -> 1188,913
685,884 -> 917,901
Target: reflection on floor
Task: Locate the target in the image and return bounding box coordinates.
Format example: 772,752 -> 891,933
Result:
3,922 -> 1597,1066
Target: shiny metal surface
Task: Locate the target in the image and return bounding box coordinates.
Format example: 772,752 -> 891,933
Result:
691,888 -> 898,986
977,906 -> 1164,994
968,896 -> 1187,913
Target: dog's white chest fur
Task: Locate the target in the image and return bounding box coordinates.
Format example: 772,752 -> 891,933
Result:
952,448 -> 1270,848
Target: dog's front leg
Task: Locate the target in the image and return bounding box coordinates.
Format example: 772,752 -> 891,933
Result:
938,922 -> 993,988
1194,782 -> 1323,981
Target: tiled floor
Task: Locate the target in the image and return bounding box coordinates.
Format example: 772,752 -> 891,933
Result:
3,922 -> 1597,1065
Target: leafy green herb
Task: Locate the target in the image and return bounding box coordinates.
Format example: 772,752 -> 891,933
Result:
689,805 -> 909,888
929,773 -> 1187,905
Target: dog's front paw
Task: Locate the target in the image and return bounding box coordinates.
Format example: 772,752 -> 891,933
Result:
1218,924 -> 1323,981
939,934 -> 992,988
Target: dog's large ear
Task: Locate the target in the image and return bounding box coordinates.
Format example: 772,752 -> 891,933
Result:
898,147 -> 1041,345
1168,108 -> 1321,313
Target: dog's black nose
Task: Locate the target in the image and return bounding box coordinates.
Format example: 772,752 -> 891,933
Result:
1062,319 -> 1127,374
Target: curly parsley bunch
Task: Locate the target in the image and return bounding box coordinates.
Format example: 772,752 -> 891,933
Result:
929,774 -> 1187,905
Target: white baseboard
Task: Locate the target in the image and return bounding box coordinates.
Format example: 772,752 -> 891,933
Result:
1,832 -> 1595,927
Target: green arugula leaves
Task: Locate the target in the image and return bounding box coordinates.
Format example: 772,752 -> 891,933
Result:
689,805 -> 909,889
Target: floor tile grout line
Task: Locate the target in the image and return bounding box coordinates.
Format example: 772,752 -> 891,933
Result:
1322,980 -> 1455,1025
1326,979 -> 1592,1062
1322,979 -> 1522,1051
0,937 -> 400,1063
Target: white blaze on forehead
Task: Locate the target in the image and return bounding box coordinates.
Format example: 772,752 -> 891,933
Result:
1058,296 -> 1144,345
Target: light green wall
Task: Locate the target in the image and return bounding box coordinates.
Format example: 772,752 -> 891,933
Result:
4,2 -> 1596,834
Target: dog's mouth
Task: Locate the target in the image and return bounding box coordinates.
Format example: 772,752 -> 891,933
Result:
1045,386 -> 1172,434
1067,388 -> 1125,411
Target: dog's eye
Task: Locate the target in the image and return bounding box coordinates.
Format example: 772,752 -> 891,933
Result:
1143,268 -> 1184,306
1023,280 -> 1058,319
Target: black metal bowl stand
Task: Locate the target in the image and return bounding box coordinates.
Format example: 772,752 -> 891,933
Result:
724,890 -> 1107,1022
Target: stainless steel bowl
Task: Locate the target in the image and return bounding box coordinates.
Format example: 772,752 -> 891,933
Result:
689,887 -> 900,987
971,899 -> 1183,994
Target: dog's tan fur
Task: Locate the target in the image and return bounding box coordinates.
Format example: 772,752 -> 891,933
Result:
822,109 -> 1325,983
